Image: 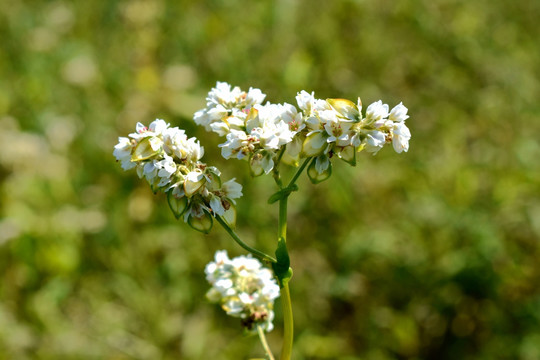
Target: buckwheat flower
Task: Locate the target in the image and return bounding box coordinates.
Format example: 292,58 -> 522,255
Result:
389,102 -> 409,123
142,160 -> 159,182
249,104 -> 295,149
194,82 -> 267,137
113,137 -> 136,170
130,119 -> 169,140
391,121 -> 411,153
162,127 -> 186,155
314,155 -> 330,174
222,178 -> 243,200
245,87 -> 266,106
280,103 -> 305,133
323,115 -> 353,144
207,81 -> 240,106
209,195 -> 227,216
219,129 -> 251,160
296,90 -> 315,114
364,100 -> 389,126
185,137 -> 205,162
155,154 -> 177,187
364,130 -> 386,154
205,250 -> 280,333
296,90 -> 327,116
114,119 -> 244,231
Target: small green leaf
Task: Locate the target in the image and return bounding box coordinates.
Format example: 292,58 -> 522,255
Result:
167,190 -> 188,219
267,185 -> 299,204
272,237 -> 292,286
188,210 -> 213,234
307,157 -> 332,184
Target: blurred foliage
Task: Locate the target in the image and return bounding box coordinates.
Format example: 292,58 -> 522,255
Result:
1,0 -> 540,359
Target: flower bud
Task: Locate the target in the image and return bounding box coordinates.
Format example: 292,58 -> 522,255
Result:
307,155 -> 332,184
301,131 -> 328,157
167,190 -> 188,219
131,136 -> 163,161
188,209 -> 213,233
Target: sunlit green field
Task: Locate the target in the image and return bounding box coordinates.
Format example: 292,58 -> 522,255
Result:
1,0 -> 539,359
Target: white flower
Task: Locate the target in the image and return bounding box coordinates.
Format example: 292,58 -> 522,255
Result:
155,154 -> 177,187
205,250 -> 280,332
323,116 -> 353,144
280,103 -> 305,133
162,127 -> 187,157
148,119 -> 169,135
113,137 -> 136,170
209,196 -> 226,215
222,178 -> 243,200
296,90 -> 327,115
250,104 -> 295,150
219,130 -> 251,159
245,87 -> 266,106
185,137 -> 204,162
142,160 -> 159,182
364,130 -> 386,154
389,102 -> 409,123
315,155 -> 330,174
207,81 -> 243,106
193,109 -> 212,130
130,119 -> 169,140
296,90 -> 315,113
364,100 -> 389,125
392,122 -> 411,153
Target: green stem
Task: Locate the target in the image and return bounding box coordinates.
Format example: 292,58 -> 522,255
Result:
215,215 -> 276,263
287,158 -> 311,188
273,148 -> 286,187
278,196 -> 292,360
276,158 -> 311,360
280,282 -> 294,360
257,324 -> 276,360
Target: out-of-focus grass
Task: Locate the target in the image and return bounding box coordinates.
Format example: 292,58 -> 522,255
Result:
1,0 -> 539,359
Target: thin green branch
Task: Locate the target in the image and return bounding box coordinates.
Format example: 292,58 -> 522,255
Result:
286,157 -> 311,189
215,215 -> 276,263
257,324 -> 276,360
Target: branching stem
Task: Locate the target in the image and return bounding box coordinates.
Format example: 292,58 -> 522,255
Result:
215,215 -> 276,263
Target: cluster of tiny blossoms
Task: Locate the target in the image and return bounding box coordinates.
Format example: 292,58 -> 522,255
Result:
194,82 -> 411,181
113,119 -> 242,232
205,250 -> 280,333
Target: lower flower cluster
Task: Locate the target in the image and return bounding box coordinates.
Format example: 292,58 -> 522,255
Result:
205,250 -> 280,333
113,119 -> 242,232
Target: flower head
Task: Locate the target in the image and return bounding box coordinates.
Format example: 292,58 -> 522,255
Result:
192,82 -> 411,183
205,250 -> 280,332
113,119 -> 243,232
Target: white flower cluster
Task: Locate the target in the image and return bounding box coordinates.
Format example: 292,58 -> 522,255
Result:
113,119 -> 242,232
205,250 -> 280,332
194,82 -> 411,182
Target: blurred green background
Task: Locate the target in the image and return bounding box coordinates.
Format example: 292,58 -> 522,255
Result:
1,0 -> 539,359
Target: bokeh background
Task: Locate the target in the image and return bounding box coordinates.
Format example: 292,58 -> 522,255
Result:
1,0 -> 539,359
